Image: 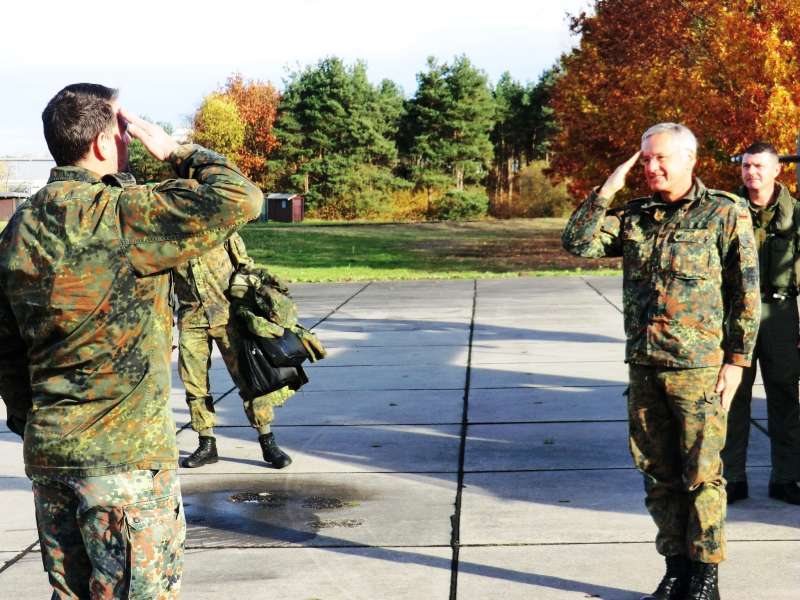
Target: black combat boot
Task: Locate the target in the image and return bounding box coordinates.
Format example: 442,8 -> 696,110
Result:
259,432 -> 292,468
768,481 -> 800,505
640,555 -> 690,600
181,436 -> 218,468
725,480 -> 748,505
685,561 -> 720,600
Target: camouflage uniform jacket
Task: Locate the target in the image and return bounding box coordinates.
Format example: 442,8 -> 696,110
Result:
0,145 -> 263,477
562,178 -> 760,368
173,232 -> 253,328
736,183 -> 800,298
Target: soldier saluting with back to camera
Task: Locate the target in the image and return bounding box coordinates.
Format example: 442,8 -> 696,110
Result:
0,83 -> 262,598
562,122 -> 760,600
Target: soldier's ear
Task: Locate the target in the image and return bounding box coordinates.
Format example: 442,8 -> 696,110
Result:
95,129 -> 113,162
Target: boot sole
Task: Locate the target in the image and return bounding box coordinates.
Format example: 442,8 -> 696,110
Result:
181,457 -> 219,468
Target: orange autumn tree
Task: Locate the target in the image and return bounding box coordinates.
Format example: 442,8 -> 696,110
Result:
550,0 -> 800,200
219,74 -> 281,187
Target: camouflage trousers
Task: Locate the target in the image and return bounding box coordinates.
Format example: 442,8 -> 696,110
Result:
628,364 -> 728,563
178,319 -> 293,432
31,469 -> 185,599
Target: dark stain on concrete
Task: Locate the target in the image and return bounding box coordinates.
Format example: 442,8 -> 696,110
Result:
181,476 -> 375,547
308,518 -> 364,530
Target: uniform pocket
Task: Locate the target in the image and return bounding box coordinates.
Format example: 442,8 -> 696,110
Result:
623,226 -> 653,281
670,229 -> 711,279
767,236 -> 793,290
124,495 -> 185,599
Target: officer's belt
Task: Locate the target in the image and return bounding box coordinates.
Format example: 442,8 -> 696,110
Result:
761,288 -> 797,303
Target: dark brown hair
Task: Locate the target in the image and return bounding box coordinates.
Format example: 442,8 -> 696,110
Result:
42,83 -> 118,166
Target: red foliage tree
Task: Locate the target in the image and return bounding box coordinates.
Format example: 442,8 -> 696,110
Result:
550,0 -> 800,200
220,74 -> 281,187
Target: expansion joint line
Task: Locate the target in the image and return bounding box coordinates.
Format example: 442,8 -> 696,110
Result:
581,277 -> 622,314
449,279 -> 477,600
0,539 -> 39,577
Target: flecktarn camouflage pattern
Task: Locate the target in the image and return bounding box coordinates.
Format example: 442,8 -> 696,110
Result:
562,178 -> 761,564
562,179 -> 760,368
0,144 -> 262,476
173,234 -> 306,433
628,365 -> 727,562
33,469 -> 185,599
0,143 -> 260,596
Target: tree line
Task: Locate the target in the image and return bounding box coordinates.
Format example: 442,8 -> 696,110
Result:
129,56 -> 557,220
130,1 -> 800,219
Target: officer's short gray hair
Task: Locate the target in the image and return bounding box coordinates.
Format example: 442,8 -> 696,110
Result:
641,123 -> 697,156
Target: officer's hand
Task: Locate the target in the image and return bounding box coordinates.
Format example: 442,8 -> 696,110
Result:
715,364 -> 743,411
120,109 -> 179,162
598,151 -> 641,199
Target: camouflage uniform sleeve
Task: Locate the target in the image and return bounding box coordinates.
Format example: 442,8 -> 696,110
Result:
721,201 -> 761,366
117,145 -> 264,275
0,289 -> 31,437
561,190 -> 623,258
226,232 -> 255,271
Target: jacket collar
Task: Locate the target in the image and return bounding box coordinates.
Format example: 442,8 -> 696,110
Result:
741,182 -> 795,233
639,178 -> 706,210
47,166 -> 102,185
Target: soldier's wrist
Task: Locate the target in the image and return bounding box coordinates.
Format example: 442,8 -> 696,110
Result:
724,353 -> 751,368
167,144 -> 201,176
593,186 -> 615,205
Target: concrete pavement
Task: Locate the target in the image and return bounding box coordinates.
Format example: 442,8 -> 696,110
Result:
1,276 -> 799,599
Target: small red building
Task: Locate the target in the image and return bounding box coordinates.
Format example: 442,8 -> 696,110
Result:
0,192 -> 27,221
265,193 -> 304,223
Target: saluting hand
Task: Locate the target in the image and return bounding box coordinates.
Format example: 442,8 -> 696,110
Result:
120,109 -> 179,162
599,151 -> 641,199
715,364 -> 744,411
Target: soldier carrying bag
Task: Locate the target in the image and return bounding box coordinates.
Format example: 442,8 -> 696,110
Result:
228,265 -> 326,395
239,335 -> 309,395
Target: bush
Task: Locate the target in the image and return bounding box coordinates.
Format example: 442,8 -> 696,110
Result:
429,188 -> 489,220
304,164 -> 411,220
490,161 -> 574,218
385,189 -> 429,221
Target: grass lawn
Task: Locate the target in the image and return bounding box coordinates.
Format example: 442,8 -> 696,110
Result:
240,218 -> 621,282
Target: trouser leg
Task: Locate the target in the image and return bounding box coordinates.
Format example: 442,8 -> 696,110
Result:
33,479 -> 92,599
758,299 -> 800,483
629,365 -> 727,563
628,364 -> 689,559
32,470 -> 185,599
720,360 -> 757,483
664,366 -> 727,563
211,322 -> 280,430
178,323 -> 216,433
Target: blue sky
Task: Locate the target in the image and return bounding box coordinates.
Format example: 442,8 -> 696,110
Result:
0,0 -> 591,156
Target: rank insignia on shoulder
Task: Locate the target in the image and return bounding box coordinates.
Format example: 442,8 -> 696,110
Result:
102,172 -> 137,188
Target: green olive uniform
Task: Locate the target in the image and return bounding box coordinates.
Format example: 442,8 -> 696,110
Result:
722,183 -> 800,485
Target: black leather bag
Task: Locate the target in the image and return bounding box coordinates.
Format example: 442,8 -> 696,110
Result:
254,329 -> 309,367
239,334 -> 309,396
